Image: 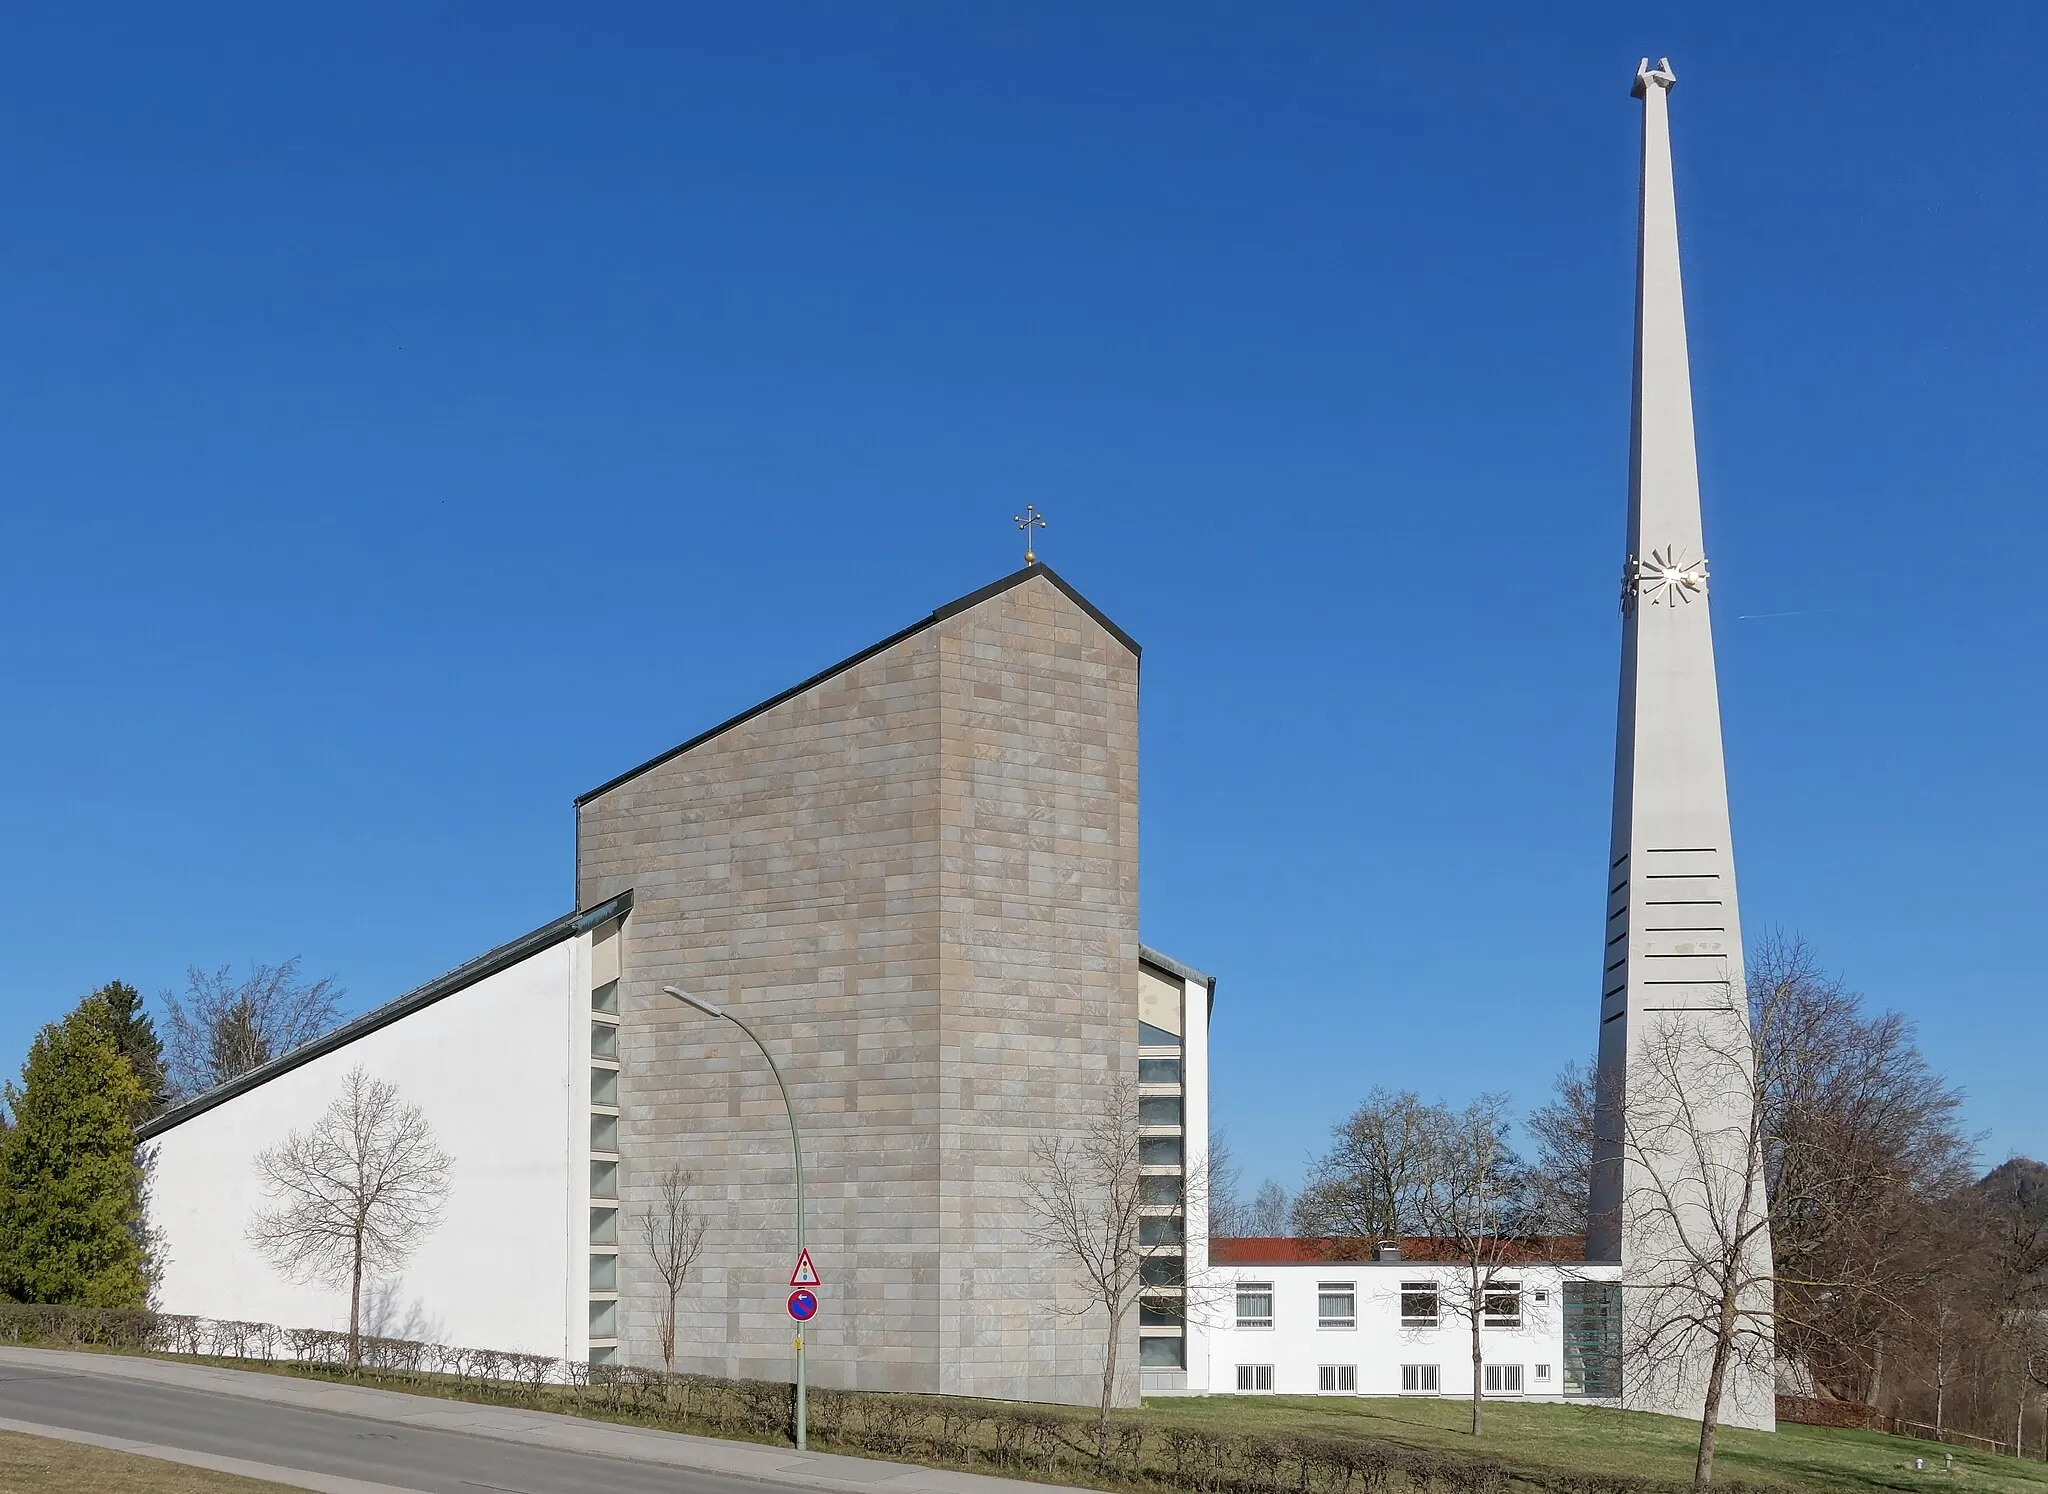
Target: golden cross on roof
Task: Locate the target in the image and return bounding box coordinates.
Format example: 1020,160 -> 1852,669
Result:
1013,505 -> 1047,565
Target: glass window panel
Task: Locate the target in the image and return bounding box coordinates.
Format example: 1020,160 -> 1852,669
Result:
1139,1215 -> 1184,1245
1401,1364 -> 1439,1392
1140,1255 -> 1185,1286
1139,1136 -> 1183,1167
1138,1021 -> 1181,1049
1317,1283 -> 1356,1329
1320,1365 -> 1356,1393
1139,1096 -> 1184,1126
588,1344 -> 617,1367
1140,1175 -> 1182,1205
592,980 -> 619,1015
1483,1284 -> 1522,1328
590,1253 -> 616,1291
591,1022 -> 618,1060
1138,1057 -> 1183,1086
1236,1284 -> 1274,1328
1139,1297 -> 1184,1328
1562,1280 -> 1622,1397
1139,1334 -> 1186,1368
589,1299 -> 617,1338
589,1207 -> 617,1246
590,1114 -> 618,1152
1401,1282 -> 1440,1326
591,1067 -> 618,1107
1235,1364 -> 1273,1392
590,1160 -> 618,1199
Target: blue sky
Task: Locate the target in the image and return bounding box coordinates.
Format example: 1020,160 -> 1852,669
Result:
2,5 -> 2041,1198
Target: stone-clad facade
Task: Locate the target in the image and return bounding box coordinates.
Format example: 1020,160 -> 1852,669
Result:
575,566 -> 1141,1403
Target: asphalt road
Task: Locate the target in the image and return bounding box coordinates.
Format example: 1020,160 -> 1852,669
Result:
0,1354 -> 806,1494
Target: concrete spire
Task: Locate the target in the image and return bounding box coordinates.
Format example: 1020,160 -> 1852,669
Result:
1588,58 -> 1776,1431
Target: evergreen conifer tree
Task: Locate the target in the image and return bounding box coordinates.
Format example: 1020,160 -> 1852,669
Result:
0,1006 -> 150,1306
78,981 -> 170,1121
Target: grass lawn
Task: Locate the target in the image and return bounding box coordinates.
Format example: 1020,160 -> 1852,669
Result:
1143,1394 -> 2048,1494
32,1345 -> 2048,1494
0,1430 -> 297,1493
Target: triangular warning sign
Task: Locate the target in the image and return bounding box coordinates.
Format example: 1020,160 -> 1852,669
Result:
790,1248 -> 821,1287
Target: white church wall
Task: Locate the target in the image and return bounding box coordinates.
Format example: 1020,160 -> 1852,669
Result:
149,936 -> 585,1360
1181,969 -> 1213,1394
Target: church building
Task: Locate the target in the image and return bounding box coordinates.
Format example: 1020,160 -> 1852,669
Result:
144,563 -> 1215,1406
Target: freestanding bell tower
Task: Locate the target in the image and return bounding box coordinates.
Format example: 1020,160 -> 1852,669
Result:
1587,58 -> 1776,1431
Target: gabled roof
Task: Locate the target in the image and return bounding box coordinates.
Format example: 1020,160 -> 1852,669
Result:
138,890 -> 634,1140
575,563 -> 1139,808
1140,943 -> 1219,1017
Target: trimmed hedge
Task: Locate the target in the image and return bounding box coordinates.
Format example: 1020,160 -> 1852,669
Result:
0,1304 -> 1774,1494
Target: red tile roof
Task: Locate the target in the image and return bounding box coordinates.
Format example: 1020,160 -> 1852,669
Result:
1208,1236 -> 1587,1265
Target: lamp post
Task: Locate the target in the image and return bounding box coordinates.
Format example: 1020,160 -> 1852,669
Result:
662,985 -> 809,1451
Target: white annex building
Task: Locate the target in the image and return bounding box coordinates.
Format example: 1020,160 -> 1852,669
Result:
146,59 -> 1766,1421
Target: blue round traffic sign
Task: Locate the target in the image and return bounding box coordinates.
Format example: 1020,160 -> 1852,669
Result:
787,1289 -> 818,1322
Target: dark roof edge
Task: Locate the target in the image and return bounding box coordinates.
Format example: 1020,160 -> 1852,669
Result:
575,563 -> 1139,808
140,889 -> 635,1140
1139,943 -> 1219,1018
932,563 -> 1142,660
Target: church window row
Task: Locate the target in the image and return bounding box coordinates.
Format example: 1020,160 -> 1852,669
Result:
588,917 -> 624,1366
1136,965 -> 1188,1375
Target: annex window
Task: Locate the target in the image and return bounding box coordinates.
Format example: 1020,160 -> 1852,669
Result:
1236,1364 -> 1275,1393
1139,1136 -> 1184,1167
589,1207 -> 617,1246
1483,1283 -> 1523,1329
1140,1175 -> 1183,1205
589,1253 -> 616,1291
590,1113 -> 618,1153
1140,1335 -> 1186,1369
1317,1282 -> 1357,1329
1400,1363 -> 1440,1393
1318,1364 -> 1357,1393
591,1067 -> 618,1108
591,980 -> 619,1016
1484,1363 -> 1524,1395
1139,1095 -> 1184,1126
1535,1363 -> 1552,1383
1138,1057 -> 1183,1085
1235,1283 -> 1275,1329
1140,1215 -> 1185,1245
1400,1282 -> 1440,1328
591,1022 -> 619,1060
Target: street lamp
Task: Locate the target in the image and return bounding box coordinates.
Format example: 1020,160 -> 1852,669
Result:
662,986 -> 810,1451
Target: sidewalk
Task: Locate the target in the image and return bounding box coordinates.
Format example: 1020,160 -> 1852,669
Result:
0,1346 -> 1072,1494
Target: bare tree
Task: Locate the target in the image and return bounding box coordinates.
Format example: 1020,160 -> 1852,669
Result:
1617,975 -> 1777,1492
1248,1180 -> 1291,1237
1206,1128 -> 1246,1237
1024,1077 -> 1187,1468
1525,1060 -> 1596,1236
1750,933 -> 1976,1407
164,959 -> 344,1098
1293,1087 -> 1439,1243
246,1066 -> 451,1371
637,1164 -> 709,1374
1405,1093 -> 1536,1437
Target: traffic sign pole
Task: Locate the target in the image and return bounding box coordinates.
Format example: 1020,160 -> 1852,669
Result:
700,1007 -> 808,1450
